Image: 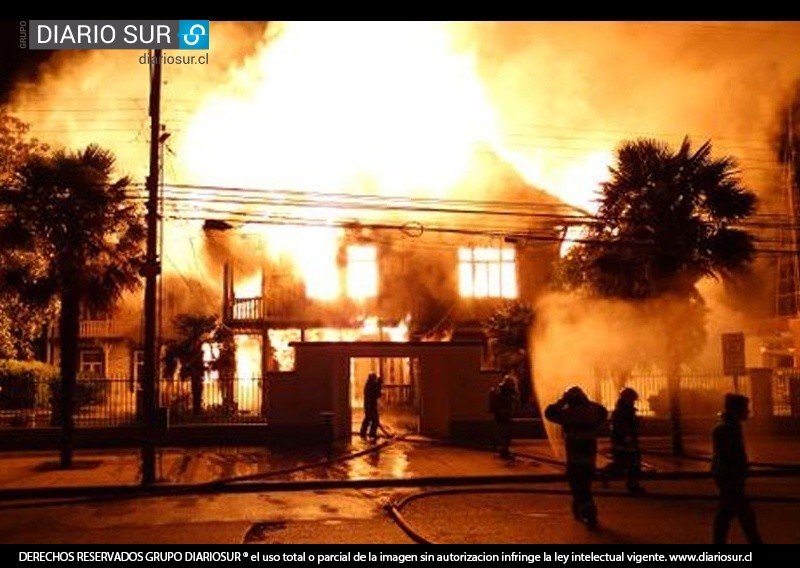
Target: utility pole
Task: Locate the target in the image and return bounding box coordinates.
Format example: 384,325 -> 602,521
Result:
142,49 -> 162,485
776,105 -> 800,320
789,106 -> 799,316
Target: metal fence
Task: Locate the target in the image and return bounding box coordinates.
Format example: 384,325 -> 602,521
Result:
0,375 -> 267,429
773,368 -> 800,417
589,369 -> 800,419
2,369 -> 799,430
591,371 -> 746,418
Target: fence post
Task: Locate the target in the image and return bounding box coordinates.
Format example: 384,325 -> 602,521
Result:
746,367 -> 773,433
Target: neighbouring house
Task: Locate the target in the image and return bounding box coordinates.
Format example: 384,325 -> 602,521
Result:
47,309 -> 144,386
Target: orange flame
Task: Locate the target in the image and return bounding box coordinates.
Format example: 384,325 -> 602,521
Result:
176,21 -> 498,299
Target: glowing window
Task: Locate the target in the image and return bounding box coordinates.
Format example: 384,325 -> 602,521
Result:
458,246 -> 517,299
346,245 -> 378,299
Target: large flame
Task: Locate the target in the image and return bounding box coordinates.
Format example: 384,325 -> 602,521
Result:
260,315 -> 411,375
179,21 -> 496,194
175,21 -> 501,299
175,21 -> 580,379
10,21 -> 615,301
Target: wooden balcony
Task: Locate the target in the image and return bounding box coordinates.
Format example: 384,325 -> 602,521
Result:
221,263 -> 319,330
226,297 -> 265,322
51,319 -> 140,339
223,297 -> 313,329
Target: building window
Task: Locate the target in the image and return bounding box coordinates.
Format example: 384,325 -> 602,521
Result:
346,245 -> 378,299
79,349 -> 105,377
458,246 -> 518,299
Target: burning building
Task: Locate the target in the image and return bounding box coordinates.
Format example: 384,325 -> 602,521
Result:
209,147 -> 578,369
16,21 -> 800,436
32,21 -> 584,436
192,147 -> 579,435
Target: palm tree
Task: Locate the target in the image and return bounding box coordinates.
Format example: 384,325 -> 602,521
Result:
560,137 -> 757,454
0,144 -> 145,468
210,324 -> 238,415
162,314 -> 218,417
572,137 -> 756,298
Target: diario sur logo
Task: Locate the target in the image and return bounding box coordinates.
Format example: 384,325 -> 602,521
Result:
28,20 -> 210,50
178,20 -> 209,49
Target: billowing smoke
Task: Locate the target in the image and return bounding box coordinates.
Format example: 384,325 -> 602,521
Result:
460,21 -> 800,210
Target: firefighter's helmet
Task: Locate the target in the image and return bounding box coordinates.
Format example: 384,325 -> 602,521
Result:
619,387 -> 639,404
724,393 -> 749,417
563,385 -> 588,405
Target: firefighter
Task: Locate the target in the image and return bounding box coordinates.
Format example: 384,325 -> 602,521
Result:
602,387 -> 645,494
544,385 -> 608,528
489,374 -> 519,459
359,372 -> 383,440
711,393 -> 762,544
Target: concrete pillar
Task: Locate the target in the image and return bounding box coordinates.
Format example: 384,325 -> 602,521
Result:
260,330 -> 269,418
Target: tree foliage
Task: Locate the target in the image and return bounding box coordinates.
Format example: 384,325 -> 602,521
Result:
162,314 -> 237,416
1,144 -> 146,310
0,112 -> 47,186
0,112 -> 53,359
0,142 -> 146,467
555,136 -> 757,456
560,137 -> 757,301
483,300 -> 535,407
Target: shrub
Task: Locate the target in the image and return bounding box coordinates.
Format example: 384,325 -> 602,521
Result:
0,359 -> 60,410
49,380 -> 110,425
49,380 -> 108,407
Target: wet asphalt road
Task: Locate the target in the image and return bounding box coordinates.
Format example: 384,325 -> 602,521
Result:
0,434 -> 798,545
0,477 -> 798,544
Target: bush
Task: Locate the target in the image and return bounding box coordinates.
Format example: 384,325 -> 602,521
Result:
0,359 -> 60,410
49,380 -> 110,426
49,380 -> 108,408
167,391 -> 192,419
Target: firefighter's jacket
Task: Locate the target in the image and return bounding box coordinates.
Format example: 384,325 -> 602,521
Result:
545,399 -> 608,466
610,402 -> 639,454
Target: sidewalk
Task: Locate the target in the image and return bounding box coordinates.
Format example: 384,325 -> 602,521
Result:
0,431 -> 796,500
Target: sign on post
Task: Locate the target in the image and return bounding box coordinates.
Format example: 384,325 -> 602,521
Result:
721,332 -> 746,392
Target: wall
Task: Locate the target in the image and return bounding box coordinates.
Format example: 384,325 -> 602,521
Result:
272,342 -> 489,440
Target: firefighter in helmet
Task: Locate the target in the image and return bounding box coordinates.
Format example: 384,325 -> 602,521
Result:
544,385 -> 608,528
360,372 -> 383,440
602,387 -> 645,494
711,393 -> 762,544
489,374 -> 519,459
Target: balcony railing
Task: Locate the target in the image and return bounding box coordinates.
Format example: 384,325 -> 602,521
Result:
227,297 -> 264,321
225,291 -> 306,324
51,320 -> 140,339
